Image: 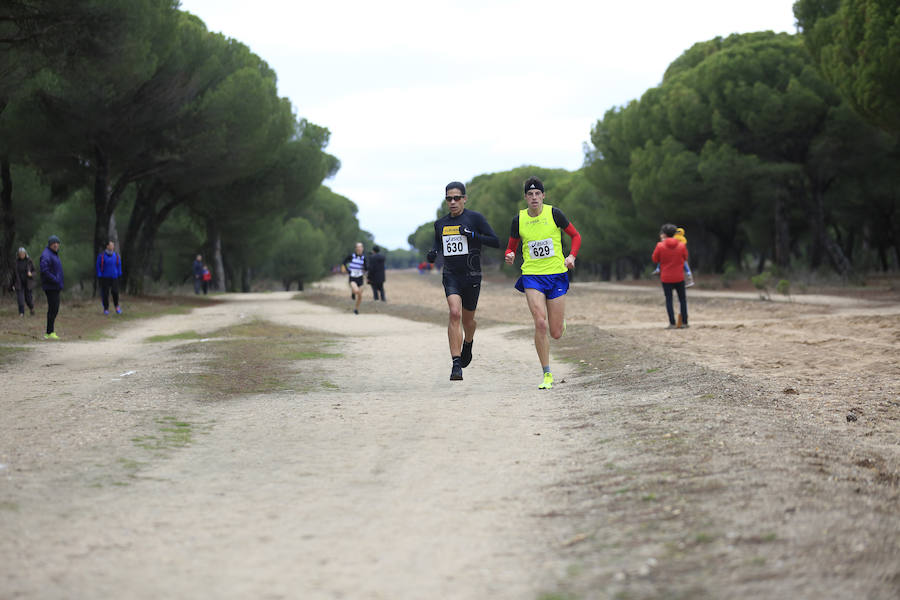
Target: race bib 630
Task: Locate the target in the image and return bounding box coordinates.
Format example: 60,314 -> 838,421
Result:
442,225 -> 469,256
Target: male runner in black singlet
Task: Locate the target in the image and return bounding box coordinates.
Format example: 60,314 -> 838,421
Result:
427,181 -> 499,381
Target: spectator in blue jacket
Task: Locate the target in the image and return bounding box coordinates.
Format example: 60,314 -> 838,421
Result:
96,240 -> 123,315
39,235 -> 64,340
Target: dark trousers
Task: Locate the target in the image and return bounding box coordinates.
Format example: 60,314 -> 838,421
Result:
99,277 -> 120,310
16,286 -> 34,314
662,281 -> 688,325
44,288 -> 60,334
371,281 -> 385,301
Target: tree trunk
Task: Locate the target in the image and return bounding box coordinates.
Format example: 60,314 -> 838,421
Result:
93,146 -> 111,259
123,183 -> 181,295
241,266 -> 251,293
810,189 -> 851,276
207,220 -> 225,292
0,155 -> 15,297
774,188 -> 791,271
108,213 -> 119,246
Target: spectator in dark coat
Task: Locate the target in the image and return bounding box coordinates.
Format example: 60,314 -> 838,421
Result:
12,247 -> 36,316
96,240 -> 123,315
39,235 -> 64,339
368,245 -> 387,301
192,254 -> 204,294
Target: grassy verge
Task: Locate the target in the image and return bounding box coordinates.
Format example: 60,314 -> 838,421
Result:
176,319 -> 343,398
0,294 -> 220,364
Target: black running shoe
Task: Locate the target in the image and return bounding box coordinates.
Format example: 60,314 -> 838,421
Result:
450,364 -> 463,380
460,340 -> 473,368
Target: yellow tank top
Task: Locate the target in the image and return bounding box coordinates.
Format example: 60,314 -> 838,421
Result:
519,204 -> 565,275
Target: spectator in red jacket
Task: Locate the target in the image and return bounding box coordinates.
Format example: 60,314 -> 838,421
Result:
651,223 -> 689,328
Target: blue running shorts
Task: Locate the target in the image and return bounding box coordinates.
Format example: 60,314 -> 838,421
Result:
514,273 -> 569,299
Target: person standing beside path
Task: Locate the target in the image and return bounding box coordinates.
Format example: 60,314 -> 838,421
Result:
427,181 -> 500,381
192,254 -> 204,294
504,176 -> 581,390
673,227 -> 694,287
653,223 -> 689,329
368,245 -> 387,301
343,242 -> 368,314
12,247 -> 36,317
96,240 -> 123,315
39,235 -> 64,340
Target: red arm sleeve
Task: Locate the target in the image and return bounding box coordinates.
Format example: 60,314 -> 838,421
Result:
505,237 -> 520,255
564,223 -> 581,257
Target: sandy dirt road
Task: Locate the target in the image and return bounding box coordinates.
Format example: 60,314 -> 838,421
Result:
1,290 -> 577,599
2,270 -> 899,599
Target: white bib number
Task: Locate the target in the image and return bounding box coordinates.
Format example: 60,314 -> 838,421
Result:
528,238 -> 555,259
443,234 -> 469,256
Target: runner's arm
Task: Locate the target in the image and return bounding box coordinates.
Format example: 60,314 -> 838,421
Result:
563,223 -> 581,257
504,215 -> 520,264
427,222 -> 440,263
473,214 -> 500,248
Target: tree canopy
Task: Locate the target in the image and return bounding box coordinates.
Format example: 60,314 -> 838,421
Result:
1,0 -> 371,294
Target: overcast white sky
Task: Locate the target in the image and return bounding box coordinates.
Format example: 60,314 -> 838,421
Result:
178,0 -> 798,249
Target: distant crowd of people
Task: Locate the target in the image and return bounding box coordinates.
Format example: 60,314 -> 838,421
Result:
7,238 -> 219,341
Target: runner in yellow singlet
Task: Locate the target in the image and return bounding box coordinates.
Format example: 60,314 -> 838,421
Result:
504,176 -> 582,389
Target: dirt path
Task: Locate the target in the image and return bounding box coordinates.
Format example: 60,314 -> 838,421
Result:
1,291 -> 577,599
2,272 -> 899,599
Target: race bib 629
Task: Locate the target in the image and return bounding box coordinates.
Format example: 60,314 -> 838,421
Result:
528,238 -> 555,259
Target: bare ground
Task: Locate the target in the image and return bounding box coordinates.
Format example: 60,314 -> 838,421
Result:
1,270 -> 898,599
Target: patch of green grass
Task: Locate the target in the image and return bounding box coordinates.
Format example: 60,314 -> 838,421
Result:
132,416 -> 201,452
145,330 -> 204,343
0,501 -> 20,512
180,319 -> 342,398
538,593 -> 579,600
642,493 -> 658,502
694,532 -> 715,544
0,345 -> 28,366
646,367 -> 660,373
0,294 -> 220,344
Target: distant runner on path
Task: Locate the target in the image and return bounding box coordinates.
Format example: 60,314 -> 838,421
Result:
427,181 -> 499,381
342,242 -> 368,315
504,176 -> 581,389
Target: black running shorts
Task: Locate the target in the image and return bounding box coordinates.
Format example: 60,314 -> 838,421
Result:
442,271 -> 481,311
349,275 -> 364,287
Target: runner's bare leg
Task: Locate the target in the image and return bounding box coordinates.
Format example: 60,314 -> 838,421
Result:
447,294 -> 463,356
525,288 -> 550,366
546,295 -> 566,339
462,308 -> 476,344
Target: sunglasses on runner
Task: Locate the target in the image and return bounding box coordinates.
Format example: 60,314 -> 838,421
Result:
445,195 -> 465,202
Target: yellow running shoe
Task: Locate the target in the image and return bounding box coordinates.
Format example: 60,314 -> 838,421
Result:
538,372 -> 553,389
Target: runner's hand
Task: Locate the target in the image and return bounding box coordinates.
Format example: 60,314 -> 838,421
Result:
505,251 -> 515,265
461,226 -> 477,241
426,249 -> 437,263
565,254 -> 576,270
